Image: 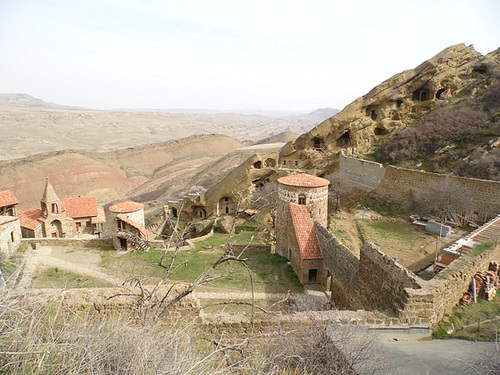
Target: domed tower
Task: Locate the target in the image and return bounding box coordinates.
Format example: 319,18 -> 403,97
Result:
276,173 -> 329,258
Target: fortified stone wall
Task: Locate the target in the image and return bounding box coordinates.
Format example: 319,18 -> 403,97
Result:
339,153 -> 500,217
338,152 -> 385,191
376,166 -> 500,215
314,223 -> 358,289
356,242 -> 421,315
21,286 -> 200,320
428,242 -> 500,328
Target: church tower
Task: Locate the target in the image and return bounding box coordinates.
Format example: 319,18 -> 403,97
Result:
40,177 -> 61,217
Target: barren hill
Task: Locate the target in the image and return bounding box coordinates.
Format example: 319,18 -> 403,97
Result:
0,97 -> 337,160
0,134 -> 243,210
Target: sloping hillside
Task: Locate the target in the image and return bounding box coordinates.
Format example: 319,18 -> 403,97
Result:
0,135 -> 243,210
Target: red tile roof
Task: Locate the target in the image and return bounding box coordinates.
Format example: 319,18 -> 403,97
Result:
289,203 -> 323,260
117,214 -> 148,236
91,206 -> 106,224
278,174 -> 329,188
437,252 -> 459,266
63,196 -> 98,218
18,208 -> 45,230
0,190 -> 19,207
109,201 -> 144,213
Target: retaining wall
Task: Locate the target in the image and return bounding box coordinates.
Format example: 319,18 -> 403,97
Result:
21,237 -> 113,248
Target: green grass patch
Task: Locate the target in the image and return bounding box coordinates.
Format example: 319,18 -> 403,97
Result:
437,293 -> 500,341
32,267 -> 114,288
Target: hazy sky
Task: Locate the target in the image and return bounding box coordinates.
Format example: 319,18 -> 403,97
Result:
1,0 -> 499,111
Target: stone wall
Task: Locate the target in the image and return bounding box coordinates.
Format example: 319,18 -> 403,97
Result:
21,237 -> 113,248
375,166 -> 500,216
339,152 -> 385,191
428,242 -> 500,328
24,285 -> 200,320
338,152 -> 500,217
356,242 -> 421,315
314,223 -> 358,289
0,217 -> 21,256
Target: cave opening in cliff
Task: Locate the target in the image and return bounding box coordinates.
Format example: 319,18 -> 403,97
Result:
337,130 -> 350,147
253,160 -> 262,169
412,88 -> 430,102
435,88 -> 446,100
313,137 -> 323,149
397,100 -> 403,108
374,127 -> 389,136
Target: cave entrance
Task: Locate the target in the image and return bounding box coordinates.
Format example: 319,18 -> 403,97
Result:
412,88 -> 430,102
435,88 -> 447,100
313,137 -> 323,149
374,127 -> 389,136
308,269 -> 318,284
336,130 -> 350,147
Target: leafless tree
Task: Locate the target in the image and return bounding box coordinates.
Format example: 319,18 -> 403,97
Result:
110,193 -> 263,321
326,172 -> 354,212
251,182 -> 279,228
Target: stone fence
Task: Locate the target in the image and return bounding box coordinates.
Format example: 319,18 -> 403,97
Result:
21,237 -> 113,249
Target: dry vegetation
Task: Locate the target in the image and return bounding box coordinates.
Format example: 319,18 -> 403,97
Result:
377,83 -> 500,180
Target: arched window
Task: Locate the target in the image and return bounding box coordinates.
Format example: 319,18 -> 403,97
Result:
51,203 -> 58,213
298,195 -> 306,205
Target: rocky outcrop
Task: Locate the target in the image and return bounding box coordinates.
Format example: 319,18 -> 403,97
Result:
279,44 -> 500,175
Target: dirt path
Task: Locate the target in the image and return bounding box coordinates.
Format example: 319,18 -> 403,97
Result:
18,246 -> 121,289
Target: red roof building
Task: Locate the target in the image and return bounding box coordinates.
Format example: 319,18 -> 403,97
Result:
0,190 -> 19,216
63,196 -> 98,218
289,203 -> 322,260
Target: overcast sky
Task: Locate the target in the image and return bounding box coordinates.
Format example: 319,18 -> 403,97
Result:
1,0 -> 499,112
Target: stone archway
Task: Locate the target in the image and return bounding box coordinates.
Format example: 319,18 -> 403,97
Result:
49,219 -> 63,238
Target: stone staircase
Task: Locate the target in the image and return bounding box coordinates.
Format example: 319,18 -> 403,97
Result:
117,230 -> 150,252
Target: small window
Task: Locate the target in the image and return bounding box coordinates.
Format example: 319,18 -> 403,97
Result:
298,195 -> 306,205
283,160 -> 287,166
225,197 -> 229,202
295,161 -> 299,167
10,231 -> 14,242
51,203 -> 58,213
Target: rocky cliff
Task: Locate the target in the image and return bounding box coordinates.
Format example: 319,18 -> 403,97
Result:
279,44 -> 500,175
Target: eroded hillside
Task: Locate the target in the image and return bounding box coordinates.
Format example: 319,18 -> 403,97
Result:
0,135 -> 243,210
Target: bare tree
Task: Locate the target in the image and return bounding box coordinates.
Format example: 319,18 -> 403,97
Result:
326,172 -> 354,212
110,193 -> 263,321
252,182 -> 279,228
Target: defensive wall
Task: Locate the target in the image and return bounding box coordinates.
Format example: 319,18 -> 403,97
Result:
339,152 -> 500,216
314,220 -> 500,329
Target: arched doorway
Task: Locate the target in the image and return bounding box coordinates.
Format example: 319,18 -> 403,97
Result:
49,219 -> 63,238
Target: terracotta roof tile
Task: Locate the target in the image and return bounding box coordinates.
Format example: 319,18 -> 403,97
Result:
278,174 -> 329,188
109,201 -> 144,213
117,214 -> 148,236
437,252 -> 459,266
63,196 -> 98,218
289,203 -> 322,260
0,190 -> 19,207
19,208 -> 45,230
91,206 -> 106,224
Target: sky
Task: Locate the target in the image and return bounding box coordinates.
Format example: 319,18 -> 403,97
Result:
0,0 -> 499,112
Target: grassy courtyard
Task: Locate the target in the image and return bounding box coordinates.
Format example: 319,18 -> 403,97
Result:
29,231 -> 302,294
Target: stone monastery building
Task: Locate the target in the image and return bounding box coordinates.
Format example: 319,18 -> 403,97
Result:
276,173 -> 329,285
18,178 -> 105,238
